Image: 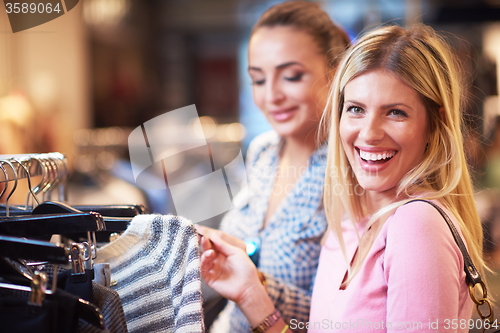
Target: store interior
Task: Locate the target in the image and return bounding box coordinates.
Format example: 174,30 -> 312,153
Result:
0,0 -> 500,330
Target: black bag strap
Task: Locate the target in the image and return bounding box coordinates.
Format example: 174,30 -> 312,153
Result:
404,199 -> 494,323
405,199 -> 481,285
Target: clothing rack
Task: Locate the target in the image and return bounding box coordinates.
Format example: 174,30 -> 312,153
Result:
0,151 -> 203,333
0,153 -> 69,209
0,152 -> 131,332
0,153 -> 67,182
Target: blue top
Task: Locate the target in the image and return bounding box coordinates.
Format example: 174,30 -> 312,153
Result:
214,131 -> 328,333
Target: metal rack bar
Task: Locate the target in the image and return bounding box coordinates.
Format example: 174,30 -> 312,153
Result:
0,153 -> 65,183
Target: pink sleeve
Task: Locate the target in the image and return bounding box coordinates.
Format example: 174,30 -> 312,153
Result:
384,201 -> 465,332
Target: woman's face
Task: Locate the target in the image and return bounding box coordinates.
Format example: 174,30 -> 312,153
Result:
339,69 -> 429,201
248,26 -> 329,140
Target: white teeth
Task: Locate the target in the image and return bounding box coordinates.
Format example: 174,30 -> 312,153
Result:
359,150 -> 396,161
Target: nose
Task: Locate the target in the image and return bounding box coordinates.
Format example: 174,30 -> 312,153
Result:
265,79 -> 285,105
359,114 -> 385,143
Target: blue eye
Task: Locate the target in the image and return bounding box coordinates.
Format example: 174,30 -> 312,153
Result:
285,73 -> 303,82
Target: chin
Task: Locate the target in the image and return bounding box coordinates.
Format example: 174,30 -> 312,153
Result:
356,179 -> 397,194
273,126 -> 300,138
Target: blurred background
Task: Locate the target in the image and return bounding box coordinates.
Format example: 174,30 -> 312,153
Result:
0,0 -> 500,320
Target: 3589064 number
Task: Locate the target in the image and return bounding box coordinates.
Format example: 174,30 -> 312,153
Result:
443,318 -> 499,330
5,2 -> 62,14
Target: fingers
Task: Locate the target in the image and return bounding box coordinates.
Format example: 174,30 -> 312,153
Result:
194,224 -> 208,235
195,225 -> 220,244
196,225 -> 232,252
208,233 -> 243,257
219,232 -> 246,251
200,235 -> 213,252
200,248 -> 219,285
200,248 -> 215,272
195,226 -> 219,250
195,225 -> 245,250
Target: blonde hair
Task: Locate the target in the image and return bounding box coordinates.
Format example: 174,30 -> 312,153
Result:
322,24 -> 485,284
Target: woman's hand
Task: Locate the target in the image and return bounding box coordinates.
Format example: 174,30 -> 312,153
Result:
199,232 -> 279,327
198,227 -> 290,331
199,230 -> 260,304
195,225 -> 246,251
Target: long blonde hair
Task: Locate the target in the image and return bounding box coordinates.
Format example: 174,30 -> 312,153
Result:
322,24 -> 485,284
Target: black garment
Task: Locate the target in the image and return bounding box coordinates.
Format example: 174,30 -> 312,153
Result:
0,296 -> 57,333
0,288 -> 106,333
45,266 -> 126,332
57,269 -> 94,303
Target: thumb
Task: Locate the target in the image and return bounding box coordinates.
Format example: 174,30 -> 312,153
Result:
194,224 -> 207,235
209,232 -> 243,257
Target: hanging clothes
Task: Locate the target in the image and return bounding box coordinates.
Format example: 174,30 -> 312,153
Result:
91,282 -> 127,333
95,214 -> 204,333
44,262 -> 127,332
0,153 -> 133,333
0,287 -> 110,333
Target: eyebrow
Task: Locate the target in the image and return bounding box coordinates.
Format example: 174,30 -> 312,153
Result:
248,61 -> 304,72
344,100 -> 414,110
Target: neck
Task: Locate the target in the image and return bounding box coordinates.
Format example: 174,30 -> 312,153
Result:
364,188 -> 399,215
281,133 -> 318,164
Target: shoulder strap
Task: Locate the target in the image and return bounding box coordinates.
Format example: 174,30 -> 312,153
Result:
404,199 -> 482,286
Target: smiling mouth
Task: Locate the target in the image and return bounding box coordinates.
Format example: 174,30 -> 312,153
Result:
357,148 -> 397,164
269,107 -> 298,122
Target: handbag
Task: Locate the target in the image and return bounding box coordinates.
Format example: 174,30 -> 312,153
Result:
406,199 -> 494,329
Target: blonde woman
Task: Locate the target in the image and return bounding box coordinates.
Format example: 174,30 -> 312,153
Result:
199,24 -> 489,333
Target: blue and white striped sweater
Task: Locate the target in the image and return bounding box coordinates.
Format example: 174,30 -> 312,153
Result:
96,214 -> 204,333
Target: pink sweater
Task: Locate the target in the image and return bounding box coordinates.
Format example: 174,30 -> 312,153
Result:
307,201 -> 473,332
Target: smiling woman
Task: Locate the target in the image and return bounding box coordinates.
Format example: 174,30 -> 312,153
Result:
315,24 -> 489,332
198,23 -> 491,333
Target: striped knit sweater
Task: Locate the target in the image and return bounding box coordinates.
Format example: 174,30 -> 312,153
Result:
95,214 -> 204,333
